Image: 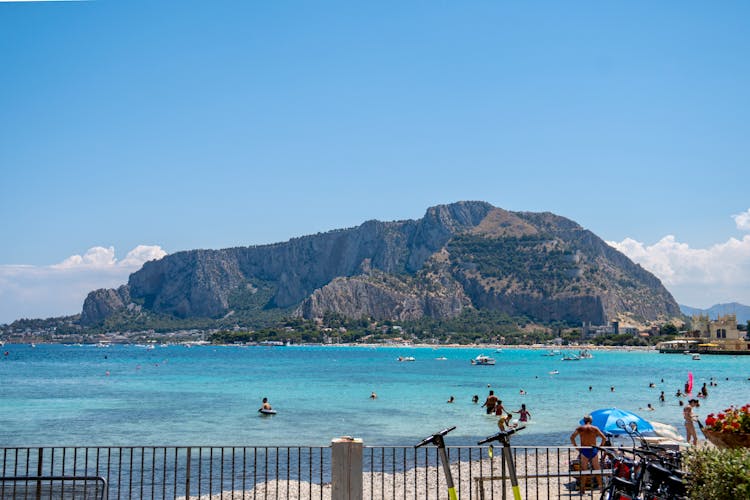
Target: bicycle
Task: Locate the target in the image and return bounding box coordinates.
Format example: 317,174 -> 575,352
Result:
600,420 -> 687,500
478,426 -> 526,500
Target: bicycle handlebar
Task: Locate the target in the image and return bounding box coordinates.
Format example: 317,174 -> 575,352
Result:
415,426 -> 457,448
477,426 -> 526,445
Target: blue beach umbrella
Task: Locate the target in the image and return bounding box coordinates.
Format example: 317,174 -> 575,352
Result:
584,408 -> 655,436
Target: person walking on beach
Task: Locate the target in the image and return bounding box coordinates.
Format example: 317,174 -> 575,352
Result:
482,390 -> 498,414
684,399 -> 699,445
570,415 -> 607,493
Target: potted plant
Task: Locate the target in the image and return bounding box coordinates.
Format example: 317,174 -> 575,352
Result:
703,404 -> 750,448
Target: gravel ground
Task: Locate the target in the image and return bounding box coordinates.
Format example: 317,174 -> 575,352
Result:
177,451 -> 610,499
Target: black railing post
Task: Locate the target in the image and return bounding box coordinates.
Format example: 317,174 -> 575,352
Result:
185,447 -> 191,499
36,447 -> 43,500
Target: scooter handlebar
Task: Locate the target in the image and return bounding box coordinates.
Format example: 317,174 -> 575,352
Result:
415,426 -> 457,448
477,426 -> 526,445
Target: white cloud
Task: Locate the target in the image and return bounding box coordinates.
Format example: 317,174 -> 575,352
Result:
52,246 -> 118,270
733,208 -> 750,232
608,233 -> 750,309
0,245 -> 166,324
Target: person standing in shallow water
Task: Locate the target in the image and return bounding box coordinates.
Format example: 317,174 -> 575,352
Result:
259,397 -> 272,411
514,403 -> 531,422
482,390 -> 498,414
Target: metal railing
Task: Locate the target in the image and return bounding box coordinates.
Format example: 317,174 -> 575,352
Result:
2,445 -> 609,499
362,446 -> 607,500
1,476 -> 107,500
2,446 -> 330,499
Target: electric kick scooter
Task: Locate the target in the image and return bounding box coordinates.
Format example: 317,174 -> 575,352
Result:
415,426 -> 459,500
478,426 -> 526,500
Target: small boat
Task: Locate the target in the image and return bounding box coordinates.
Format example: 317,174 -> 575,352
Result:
692,354 -> 701,361
397,356 -> 415,362
543,350 -> 560,357
549,370 -> 560,375
578,349 -> 593,359
561,354 -> 580,361
435,356 -> 448,361
471,355 -> 496,366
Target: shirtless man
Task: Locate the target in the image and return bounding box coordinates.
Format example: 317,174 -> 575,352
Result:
481,390 -> 498,415
570,415 -> 607,493
259,397 -> 272,411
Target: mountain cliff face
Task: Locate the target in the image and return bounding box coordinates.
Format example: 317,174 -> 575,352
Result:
80,201 -> 681,326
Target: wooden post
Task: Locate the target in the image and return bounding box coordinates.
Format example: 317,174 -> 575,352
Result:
331,437 -> 362,500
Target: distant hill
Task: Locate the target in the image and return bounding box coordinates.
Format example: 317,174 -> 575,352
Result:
679,302 -> 750,324
80,201 -> 682,328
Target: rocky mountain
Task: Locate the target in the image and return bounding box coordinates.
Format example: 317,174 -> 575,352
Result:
81,201 -> 681,327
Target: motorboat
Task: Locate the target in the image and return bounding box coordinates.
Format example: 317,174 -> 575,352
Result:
397,356 -> 415,362
692,354 -> 701,361
471,354 -> 496,365
578,349 -> 593,359
561,353 -> 580,361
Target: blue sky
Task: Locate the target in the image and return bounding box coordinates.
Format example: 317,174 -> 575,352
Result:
1,1 -> 749,323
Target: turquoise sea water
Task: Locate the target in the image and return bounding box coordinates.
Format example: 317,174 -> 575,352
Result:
1,344 -> 748,447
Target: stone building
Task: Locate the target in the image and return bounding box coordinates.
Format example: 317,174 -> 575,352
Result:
691,314 -> 742,340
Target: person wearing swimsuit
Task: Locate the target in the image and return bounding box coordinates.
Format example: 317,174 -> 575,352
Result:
481,390 -> 498,415
570,415 -> 607,493
684,399 -> 699,445
514,403 -> 531,422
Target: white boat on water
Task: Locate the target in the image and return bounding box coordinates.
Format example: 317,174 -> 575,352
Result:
471,354 -> 496,366
397,356 -> 415,362
692,354 -> 701,360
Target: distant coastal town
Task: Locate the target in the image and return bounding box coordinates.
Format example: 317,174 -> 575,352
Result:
2,313 -> 748,355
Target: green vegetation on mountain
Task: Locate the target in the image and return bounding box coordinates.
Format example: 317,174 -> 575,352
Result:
447,233 -> 578,296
